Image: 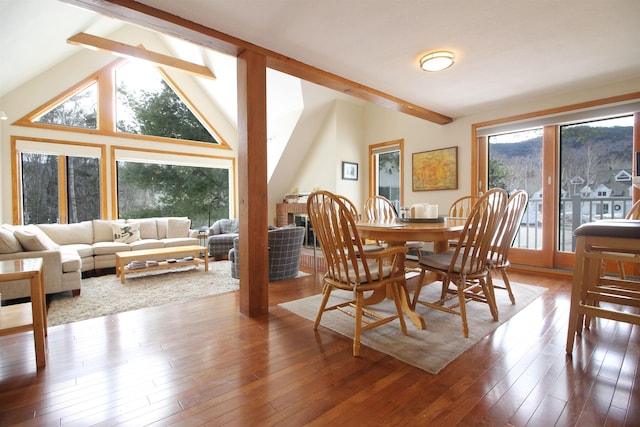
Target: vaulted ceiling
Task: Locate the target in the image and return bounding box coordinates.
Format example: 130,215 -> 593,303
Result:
2,0 -> 640,123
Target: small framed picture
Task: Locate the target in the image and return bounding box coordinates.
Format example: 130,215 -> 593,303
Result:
342,161 -> 358,181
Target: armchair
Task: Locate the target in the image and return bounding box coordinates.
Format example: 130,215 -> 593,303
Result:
207,218 -> 239,259
229,225 -> 305,281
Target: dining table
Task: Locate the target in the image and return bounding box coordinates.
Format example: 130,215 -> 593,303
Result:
356,217 -> 466,330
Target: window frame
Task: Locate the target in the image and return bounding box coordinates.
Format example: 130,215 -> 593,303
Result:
472,93 -> 640,271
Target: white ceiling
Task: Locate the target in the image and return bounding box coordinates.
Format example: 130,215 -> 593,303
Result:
2,0 -> 640,120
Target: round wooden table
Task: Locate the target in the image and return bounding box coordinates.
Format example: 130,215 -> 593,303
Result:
356,218 -> 466,329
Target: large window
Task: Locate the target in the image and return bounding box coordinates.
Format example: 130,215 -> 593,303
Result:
21,152 -> 101,224
559,116 -> 634,251
117,160 -> 230,229
476,95 -> 639,270
488,129 -> 543,249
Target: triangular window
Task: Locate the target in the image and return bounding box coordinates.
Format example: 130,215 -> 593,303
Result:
115,61 -> 217,144
18,57 -> 227,148
34,82 -> 97,129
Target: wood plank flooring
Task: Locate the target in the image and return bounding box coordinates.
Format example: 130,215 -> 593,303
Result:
0,269 -> 638,426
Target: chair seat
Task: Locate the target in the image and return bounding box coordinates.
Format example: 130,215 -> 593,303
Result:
339,258 -> 394,283
420,251 -> 483,276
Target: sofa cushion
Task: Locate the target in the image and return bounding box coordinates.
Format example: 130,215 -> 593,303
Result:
111,223 -> 141,244
14,225 -> 60,251
0,227 -> 23,254
129,239 -> 163,250
127,218 -> 158,240
93,219 -> 124,242
156,217 -> 189,239
37,221 -> 94,245
93,241 -> 131,256
61,243 -> 94,258
167,218 -> 191,238
162,237 -> 199,247
60,248 -> 82,273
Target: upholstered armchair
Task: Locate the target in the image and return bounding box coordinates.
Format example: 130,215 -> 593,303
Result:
207,218 -> 239,259
229,225 -> 305,281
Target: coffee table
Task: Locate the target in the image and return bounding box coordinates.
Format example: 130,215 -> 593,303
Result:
115,245 -> 209,284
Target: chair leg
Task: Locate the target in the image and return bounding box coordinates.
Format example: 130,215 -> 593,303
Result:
391,282 -> 408,335
617,261 -> 626,280
499,268 -> 516,304
480,277 -> 499,321
457,281 -> 469,338
313,285 -> 332,330
353,291 -> 364,356
411,269 -> 426,309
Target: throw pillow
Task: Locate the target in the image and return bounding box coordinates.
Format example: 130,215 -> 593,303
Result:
0,228 -> 23,253
167,218 -> 191,238
111,223 -> 141,244
14,224 -> 60,251
127,218 -> 158,240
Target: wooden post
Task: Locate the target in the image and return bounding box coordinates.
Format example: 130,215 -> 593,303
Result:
237,50 -> 269,316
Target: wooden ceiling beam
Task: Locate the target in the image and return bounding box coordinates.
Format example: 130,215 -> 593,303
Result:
60,0 -> 452,125
67,32 -> 216,80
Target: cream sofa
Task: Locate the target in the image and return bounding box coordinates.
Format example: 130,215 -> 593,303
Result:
0,217 -> 198,300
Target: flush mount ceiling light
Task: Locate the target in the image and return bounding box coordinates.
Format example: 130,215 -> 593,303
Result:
419,51 -> 455,72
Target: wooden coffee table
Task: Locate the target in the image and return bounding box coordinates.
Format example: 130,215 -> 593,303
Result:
115,245 -> 209,284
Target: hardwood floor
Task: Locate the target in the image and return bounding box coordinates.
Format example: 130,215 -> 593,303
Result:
0,269 -> 638,426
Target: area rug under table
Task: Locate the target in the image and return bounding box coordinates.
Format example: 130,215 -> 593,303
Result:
47,261 -> 241,326
279,280 -> 546,374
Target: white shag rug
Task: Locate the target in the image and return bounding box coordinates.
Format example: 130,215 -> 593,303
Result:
47,261 -> 241,326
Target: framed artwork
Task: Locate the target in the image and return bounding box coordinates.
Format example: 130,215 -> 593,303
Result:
412,146 -> 458,191
342,161 -> 358,180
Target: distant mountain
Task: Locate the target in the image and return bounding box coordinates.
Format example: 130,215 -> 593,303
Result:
489,125 -> 633,194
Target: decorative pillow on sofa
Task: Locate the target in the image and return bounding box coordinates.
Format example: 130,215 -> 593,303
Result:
126,218 -> 158,240
0,227 -> 23,253
14,224 -> 60,251
167,218 -> 191,238
111,223 -> 141,244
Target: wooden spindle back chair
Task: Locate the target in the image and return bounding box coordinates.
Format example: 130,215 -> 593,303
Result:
488,190 -> 529,304
412,188 -> 507,338
307,191 -> 408,356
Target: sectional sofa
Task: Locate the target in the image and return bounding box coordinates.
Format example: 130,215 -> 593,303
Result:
0,217 -> 198,300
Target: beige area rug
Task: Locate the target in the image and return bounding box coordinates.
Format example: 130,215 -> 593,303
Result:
279,280 -> 546,374
48,261 -> 307,327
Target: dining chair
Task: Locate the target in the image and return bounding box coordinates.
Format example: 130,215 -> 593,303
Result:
447,195 -> 480,249
307,190 -> 408,356
411,188 -> 507,338
336,194 -> 381,254
448,195 -> 480,219
364,195 -> 424,255
364,195 -> 399,221
487,189 -> 529,304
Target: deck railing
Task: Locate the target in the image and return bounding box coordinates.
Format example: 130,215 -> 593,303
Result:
514,195 -> 633,251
